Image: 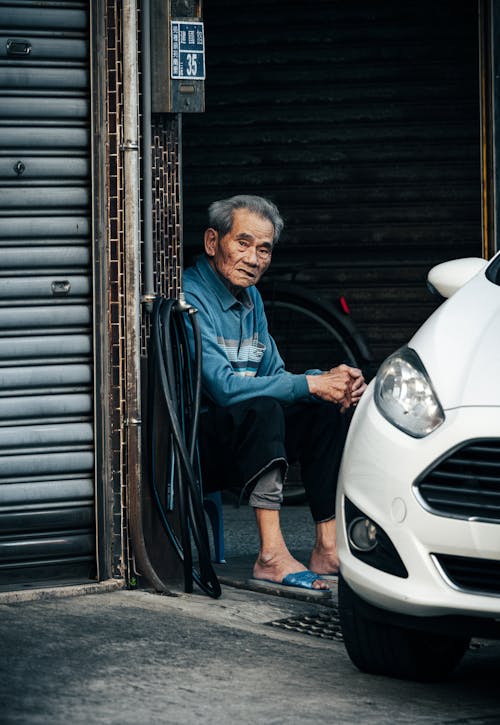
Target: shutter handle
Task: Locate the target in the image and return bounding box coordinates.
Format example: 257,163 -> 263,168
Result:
51,280 -> 71,296
14,161 -> 25,176
6,39 -> 32,56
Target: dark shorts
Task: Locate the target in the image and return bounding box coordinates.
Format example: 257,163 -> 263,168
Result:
198,396 -> 350,523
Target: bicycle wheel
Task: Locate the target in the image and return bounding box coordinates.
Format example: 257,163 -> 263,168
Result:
261,282 -> 372,374
260,282 -> 374,505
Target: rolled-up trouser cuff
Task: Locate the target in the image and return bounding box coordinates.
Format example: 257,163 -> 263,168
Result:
199,396 -> 350,522
249,463 -> 283,510
314,514 -> 336,524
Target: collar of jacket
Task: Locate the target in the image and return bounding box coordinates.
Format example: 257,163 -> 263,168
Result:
196,255 -> 254,312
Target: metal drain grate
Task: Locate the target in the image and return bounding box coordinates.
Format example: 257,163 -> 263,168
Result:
268,609 -> 343,641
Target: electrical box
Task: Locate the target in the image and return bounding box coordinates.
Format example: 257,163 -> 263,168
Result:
151,0 -> 205,113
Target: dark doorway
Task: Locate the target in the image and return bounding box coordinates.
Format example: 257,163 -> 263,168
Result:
183,0 -> 481,366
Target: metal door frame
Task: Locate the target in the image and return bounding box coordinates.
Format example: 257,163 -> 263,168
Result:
90,0 -> 114,581
479,0 -> 500,259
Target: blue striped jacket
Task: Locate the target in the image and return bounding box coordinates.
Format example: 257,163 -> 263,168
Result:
183,255 -> 317,407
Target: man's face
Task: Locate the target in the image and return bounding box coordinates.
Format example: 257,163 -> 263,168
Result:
204,208 -> 274,292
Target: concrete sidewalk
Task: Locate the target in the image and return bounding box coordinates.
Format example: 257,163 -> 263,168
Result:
0,583 -> 340,725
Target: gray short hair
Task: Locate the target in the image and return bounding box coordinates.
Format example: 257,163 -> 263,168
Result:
207,195 -> 284,245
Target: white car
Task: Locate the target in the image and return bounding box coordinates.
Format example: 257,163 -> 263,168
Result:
337,252 -> 500,681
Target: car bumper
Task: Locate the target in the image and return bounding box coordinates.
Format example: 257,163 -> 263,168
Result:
337,382 -> 500,620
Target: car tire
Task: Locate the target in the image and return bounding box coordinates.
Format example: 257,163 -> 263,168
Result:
338,575 -> 470,681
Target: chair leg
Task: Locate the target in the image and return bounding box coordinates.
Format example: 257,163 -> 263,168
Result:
203,491 -> 226,563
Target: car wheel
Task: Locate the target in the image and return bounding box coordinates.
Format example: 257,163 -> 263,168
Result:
338,575 -> 470,681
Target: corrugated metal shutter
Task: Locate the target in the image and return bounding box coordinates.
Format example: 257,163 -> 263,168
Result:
182,0 -> 482,364
0,1 -> 95,584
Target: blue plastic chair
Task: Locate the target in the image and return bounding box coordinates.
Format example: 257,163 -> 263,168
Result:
203,491 -> 225,563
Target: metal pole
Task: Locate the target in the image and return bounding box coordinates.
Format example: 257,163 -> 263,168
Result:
122,0 -> 168,592
177,112 -> 184,294
141,0 -> 155,305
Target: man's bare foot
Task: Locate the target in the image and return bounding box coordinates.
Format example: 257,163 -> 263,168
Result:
308,519 -> 339,575
253,551 -> 329,590
308,546 -> 340,575
252,507 -> 329,590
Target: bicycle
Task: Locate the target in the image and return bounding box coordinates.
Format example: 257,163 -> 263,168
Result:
259,277 -> 375,504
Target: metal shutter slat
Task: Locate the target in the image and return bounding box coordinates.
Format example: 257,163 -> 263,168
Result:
0,67 -> 88,90
0,216 -> 89,240
0,276 -> 90,299
0,187 -> 90,211
0,335 -> 92,361
0,127 -> 89,150
0,96 -> 88,120
0,159 -> 90,181
0,478 -> 93,506
0,394 -> 92,421
0,306 -> 91,330
0,423 -> 93,449
0,6 -> 88,31
0,534 -> 94,566
1,451 -> 93,478
0,364 -> 92,390
0,508 -> 94,534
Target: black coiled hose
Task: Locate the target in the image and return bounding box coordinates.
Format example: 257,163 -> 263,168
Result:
147,296 -> 221,598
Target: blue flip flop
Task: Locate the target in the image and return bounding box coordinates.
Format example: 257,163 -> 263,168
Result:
253,569 -> 331,595
281,570 -> 328,589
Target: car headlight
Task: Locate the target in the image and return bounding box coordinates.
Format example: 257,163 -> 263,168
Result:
374,347 -> 444,438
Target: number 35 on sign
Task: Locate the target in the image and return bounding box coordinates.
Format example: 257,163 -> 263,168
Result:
170,21 -> 206,80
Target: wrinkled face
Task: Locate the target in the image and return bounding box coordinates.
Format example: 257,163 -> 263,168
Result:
204,208 -> 274,292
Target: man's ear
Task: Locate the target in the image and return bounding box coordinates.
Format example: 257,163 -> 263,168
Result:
204,228 -> 218,257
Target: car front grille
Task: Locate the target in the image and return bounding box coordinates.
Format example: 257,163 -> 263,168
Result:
415,439 -> 500,522
435,554 -> 500,596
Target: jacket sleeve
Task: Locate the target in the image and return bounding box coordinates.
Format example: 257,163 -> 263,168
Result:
183,290 -> 312,407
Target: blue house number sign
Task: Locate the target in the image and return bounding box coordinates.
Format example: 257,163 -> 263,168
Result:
171,21 -> 205,80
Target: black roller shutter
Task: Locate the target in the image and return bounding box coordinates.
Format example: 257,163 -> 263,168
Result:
0,1 -> 95,585
183,0 -> 482,364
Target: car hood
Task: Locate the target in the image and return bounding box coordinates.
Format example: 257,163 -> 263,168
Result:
409,268 -> 500,409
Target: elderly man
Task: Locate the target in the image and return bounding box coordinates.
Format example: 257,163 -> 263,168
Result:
184,195 -> 366,592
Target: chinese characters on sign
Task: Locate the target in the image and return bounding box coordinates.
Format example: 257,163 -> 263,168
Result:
171,21 -> 205,80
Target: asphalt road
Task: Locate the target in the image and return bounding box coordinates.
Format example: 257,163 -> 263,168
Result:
2,584 -> 500,725
2,502 -> 500,724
